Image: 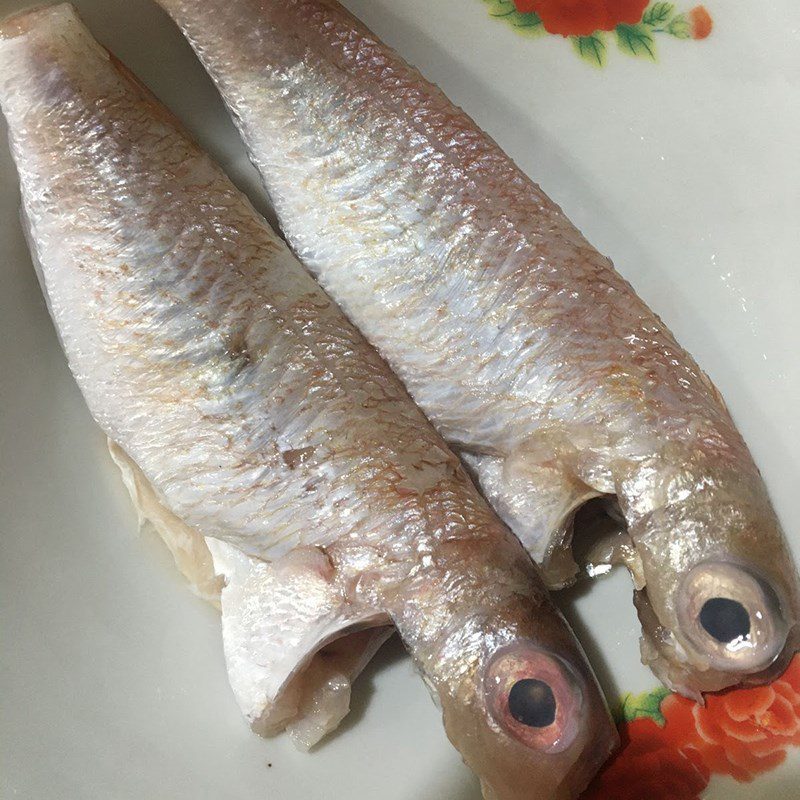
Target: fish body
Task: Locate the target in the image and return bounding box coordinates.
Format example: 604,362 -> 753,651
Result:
157,0 -> 800,697
0,5 -> 616,798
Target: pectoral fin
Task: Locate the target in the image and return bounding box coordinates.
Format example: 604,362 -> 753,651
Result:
109,439 -> 391,748
207,540 -> 391,747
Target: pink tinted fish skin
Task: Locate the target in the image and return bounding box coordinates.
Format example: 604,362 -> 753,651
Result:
0,5 -> 617,798
156,0 -> 800,698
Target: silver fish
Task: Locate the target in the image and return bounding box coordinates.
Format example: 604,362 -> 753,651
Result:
157,0 -> 800,698
0,5 -> 617,798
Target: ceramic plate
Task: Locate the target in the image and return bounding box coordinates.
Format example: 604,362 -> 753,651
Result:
1,1 -> 798,798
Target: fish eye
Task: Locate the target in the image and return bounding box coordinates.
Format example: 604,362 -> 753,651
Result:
699,597 -> 750,644
483,642 -> 584,753
678,561 -> 788,671
508,678 -> 557,728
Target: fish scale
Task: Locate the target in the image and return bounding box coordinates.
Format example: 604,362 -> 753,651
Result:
158,0 -> 800,698
0,5 -> 617,798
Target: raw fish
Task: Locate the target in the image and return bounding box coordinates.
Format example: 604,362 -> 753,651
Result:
0,6 -> 616,797
158,0 -> 800,697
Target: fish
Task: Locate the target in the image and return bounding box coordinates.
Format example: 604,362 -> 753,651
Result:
0,5 -> 617,798
156,0 -> 800,698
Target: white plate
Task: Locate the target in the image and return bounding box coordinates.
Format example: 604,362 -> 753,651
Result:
1,1 -> 798,797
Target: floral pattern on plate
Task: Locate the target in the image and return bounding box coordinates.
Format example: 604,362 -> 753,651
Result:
582,655 -> 800,798
482,1 -> 713,66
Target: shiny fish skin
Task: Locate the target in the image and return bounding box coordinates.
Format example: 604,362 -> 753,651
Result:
0,5 -> 616,797
157,0 -> 800,697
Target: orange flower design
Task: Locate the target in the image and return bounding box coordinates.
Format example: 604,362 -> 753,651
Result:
583,656 -> 800,798
583,717 -> 709,800
663,657 -> 800,781
513,0 -> 649,36
689,5 -> 713,39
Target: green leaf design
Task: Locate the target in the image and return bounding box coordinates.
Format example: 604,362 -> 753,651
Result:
571,34 -> 607,68
483,0 -> 544,35
614,686 -> 671,726
483,0 -> 516,16
615,23 -> 657,59
642,2 -> 675,27
667,13 -> 691,38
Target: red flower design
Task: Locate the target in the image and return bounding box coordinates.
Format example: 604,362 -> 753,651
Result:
583,656 -> 800,798
583,717 -> 709,800
662,657 -> 800,781
512,0 -> 649,37
689,5 -> 713,39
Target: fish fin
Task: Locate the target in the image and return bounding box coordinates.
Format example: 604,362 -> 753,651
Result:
206,539 -> 391,746
109,439 -> 391,744
460,449 -> 599,588
108,440 -> 223,607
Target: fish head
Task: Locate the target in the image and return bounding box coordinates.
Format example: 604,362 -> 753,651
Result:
627,465 -> 800,697
411,553 -> 617,800
440,624 -> 616,799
